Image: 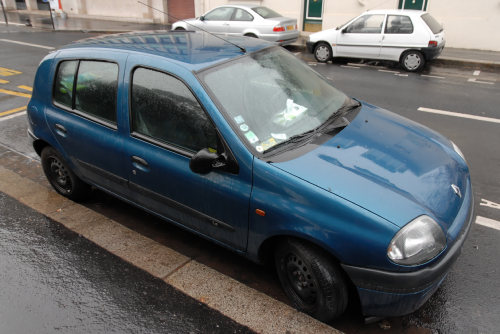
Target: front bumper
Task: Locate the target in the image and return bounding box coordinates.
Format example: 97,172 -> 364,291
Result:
306,41 -> 314,53
342,187 -> 474,317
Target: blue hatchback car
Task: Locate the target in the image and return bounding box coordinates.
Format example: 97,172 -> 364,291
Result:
28,31 -> 474,322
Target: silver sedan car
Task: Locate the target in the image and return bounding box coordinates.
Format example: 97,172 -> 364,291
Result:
172,5 -> 299,46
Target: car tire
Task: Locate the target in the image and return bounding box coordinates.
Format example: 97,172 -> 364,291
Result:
400,50 -> 425,72
244,33 -> 258,38
41,146 -> 90,201
274,238 -> 348,322
314,42 -> 332,63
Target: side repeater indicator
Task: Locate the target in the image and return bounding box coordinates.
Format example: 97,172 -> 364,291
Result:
255,209 -> 266,217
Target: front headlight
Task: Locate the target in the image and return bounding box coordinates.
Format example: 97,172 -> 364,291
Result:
387,216 -> 446,265
451,140 -> 466,162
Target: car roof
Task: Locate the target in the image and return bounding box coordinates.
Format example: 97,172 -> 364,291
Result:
362,9 -> 425,16
61,31 -> 273,71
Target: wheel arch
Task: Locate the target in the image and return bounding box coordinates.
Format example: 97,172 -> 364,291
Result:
33,139 -> 51,157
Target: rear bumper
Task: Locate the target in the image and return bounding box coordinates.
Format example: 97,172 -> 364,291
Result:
261,31 -> 299,45
342,186 -> 474,317
421,43 -> 445,60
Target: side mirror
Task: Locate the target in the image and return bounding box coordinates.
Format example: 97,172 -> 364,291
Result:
199,15 -> 205,21
341,27 -> 347,34
189,148 -> 224,174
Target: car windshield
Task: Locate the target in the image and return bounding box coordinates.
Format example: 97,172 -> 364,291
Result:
199,47 -> 349,154
252,6 -> 282,19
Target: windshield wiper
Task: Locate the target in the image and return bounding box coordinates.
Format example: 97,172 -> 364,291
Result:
264,99 -> 361,155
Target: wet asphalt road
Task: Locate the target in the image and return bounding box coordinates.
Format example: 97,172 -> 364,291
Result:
1,25 -> 500,333
0,191 -> 253,334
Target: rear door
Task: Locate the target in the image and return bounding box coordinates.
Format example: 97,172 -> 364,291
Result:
122,56 -> 252,250
44,50 -> 128,195
336,14 -> 385,59
227,8 -> 254,36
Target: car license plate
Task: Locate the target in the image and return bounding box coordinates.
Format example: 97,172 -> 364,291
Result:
286,25 -> 294,31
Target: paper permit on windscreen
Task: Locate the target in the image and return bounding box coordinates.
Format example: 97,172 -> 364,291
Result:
273,99 -> 307,126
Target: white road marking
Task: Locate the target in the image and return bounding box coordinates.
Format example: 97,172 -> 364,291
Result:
348,62 -> 369,67
0,38 -> 55,50
473,70 -> 480,76
0,21 -> 26,26
467,78 -> 494,85
378,69 -> 400,74
340,65 -> 360,69
418,107 -> 500,124
476,216 -> 500,231
396,73 -> 408,77
421,74 -> 445,79
0,110 -> 26,122
294,52 -> 301,56
480,199 -> 500,210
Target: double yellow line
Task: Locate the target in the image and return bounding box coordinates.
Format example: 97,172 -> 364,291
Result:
0,84 -> 32,117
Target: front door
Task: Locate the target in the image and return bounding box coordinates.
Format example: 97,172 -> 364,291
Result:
336,14 -> 385,59
123,58 -> 251,250
199,6 -> 235,34
398,0 -> 428,10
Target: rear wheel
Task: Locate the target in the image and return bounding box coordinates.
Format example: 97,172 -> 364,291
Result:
274,238 -> 348,322
174,27 -> 186,31
41,147 -> 90,201
314,42 -> 332,63
400,50 -> 425,72
244,33 -> 258,38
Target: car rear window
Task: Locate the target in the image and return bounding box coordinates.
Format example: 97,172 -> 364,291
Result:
252,6 -> 281,19
421,13 -> 443,34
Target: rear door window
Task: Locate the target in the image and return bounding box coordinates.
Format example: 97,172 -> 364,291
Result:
74,61 -> 118,123
53,60 -> 118,125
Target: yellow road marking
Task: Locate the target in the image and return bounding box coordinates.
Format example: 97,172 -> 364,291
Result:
0,88 -> 31,98
0,67 -> 22,77
0,79 -> 9,84
0,105 -> 27,117
17,85 -> 33,92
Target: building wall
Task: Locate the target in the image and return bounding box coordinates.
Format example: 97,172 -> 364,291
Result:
199,0 -> 500,51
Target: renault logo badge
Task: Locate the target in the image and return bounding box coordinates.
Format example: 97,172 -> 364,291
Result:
451,184 -> 462,198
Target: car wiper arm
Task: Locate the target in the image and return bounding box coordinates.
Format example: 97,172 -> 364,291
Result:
264,129 -> 316,154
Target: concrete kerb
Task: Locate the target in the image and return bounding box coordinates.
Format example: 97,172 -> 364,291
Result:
0,163 -> 343,334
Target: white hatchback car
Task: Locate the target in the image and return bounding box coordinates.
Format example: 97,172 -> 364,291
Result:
306,10 -> 445,72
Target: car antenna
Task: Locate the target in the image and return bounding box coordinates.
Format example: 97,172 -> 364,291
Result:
137,1 -> 247,54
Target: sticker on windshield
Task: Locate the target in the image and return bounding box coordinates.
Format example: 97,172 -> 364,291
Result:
271,133 -> 287,140
234,115 -> 245,124
255,146 -> 264,153
261,138 -> 277,150
245,131 -> 259,144
240,124 -> 249,132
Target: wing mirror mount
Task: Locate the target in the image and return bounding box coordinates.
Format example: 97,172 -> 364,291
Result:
190,148 -> 226,174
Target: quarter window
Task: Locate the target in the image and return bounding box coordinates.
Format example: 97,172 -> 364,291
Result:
385,15 -> 414,34
131,67 -> 218,153
345,14 -> 385,34
53,60 -> 78,108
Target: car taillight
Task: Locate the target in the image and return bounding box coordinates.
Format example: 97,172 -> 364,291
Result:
428,40 -> 438,47
273,26 -> 285,32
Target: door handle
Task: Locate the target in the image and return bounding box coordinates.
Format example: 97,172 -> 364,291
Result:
131,155 -> 149,167
55,123 -> 67,133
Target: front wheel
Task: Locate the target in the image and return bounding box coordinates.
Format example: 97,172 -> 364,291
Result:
41,147 -> 90,201
314,42 -> 332,63
274,239 -> 348,322
400,50 -> 425,72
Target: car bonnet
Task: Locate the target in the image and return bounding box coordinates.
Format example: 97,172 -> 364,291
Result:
270,102 -> 469,230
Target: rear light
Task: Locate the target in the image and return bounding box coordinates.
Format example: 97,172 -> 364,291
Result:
428,40 -> 438,47
273,26 -> 285,32
295,24 -> 298,30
